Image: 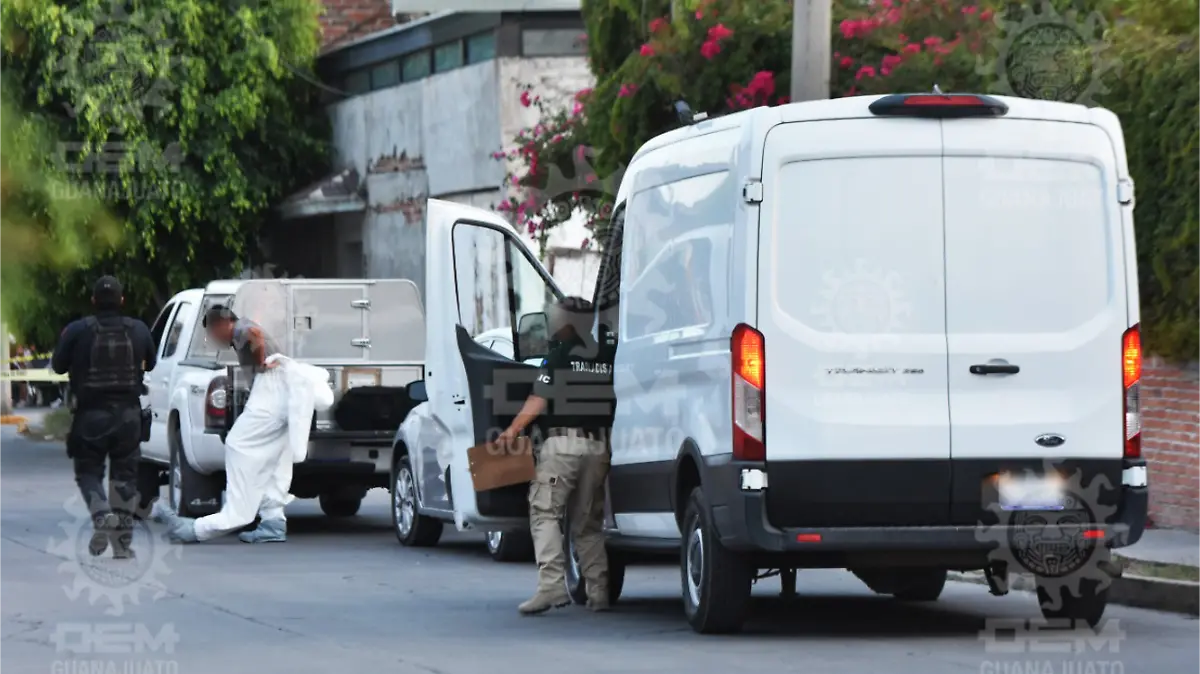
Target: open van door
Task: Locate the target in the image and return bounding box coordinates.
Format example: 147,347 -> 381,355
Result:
423,199 -> 564,531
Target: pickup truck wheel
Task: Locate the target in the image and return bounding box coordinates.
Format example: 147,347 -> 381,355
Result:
319,494 -> 362,518
487,530 -> 534,562
892,569 -> 948,601
168,428 -> 220,518
681,488 -> 752,634
134,460 -> 163,520
564,510 -> 626,606
391,456 -> 442,547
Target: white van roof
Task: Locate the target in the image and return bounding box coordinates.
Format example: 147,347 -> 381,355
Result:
626,94 -> 1129,183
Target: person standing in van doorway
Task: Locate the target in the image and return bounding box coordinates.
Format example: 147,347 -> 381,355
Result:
158,305 -> 295,544
497,296 -> 617,615
52,276 -> 157,560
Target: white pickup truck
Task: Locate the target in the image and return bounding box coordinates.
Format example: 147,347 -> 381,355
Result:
135,278 -> 425,519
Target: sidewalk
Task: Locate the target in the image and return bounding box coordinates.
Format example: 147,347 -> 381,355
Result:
1116,529 -> 1200,568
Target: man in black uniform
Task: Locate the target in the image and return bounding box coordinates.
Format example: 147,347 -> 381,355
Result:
52,276 -> 156,559
497,296 -> 616,615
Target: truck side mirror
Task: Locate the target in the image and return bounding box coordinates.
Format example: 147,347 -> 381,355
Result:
406,380 -> 427,403
517,312 -> 548,361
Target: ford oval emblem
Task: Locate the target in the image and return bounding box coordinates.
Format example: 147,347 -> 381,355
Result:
1035,434 -> 1066,448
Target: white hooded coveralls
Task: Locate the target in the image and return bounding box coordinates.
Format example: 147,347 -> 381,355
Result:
193,357 -> 332,541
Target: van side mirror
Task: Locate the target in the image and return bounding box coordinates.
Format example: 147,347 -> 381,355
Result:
517,311 -> 549,361
406,380 -> 427,403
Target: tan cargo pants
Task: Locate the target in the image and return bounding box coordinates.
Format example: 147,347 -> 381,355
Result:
529,429 -> 610,600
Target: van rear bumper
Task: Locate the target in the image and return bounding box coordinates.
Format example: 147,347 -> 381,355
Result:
704,456 -> 1148,556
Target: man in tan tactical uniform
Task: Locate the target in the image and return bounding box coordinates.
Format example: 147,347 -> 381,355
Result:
497,297 -> 615,614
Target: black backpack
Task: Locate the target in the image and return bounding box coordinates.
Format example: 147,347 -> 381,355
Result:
81,317 -> 140,396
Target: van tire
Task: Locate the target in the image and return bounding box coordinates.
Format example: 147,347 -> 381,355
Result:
892,569 -> 948,601
681,489 -> 752,634
564,509 -> 626,606
319,494 -> 362,518
487,530 -> 534,562
391,456 -> 442,547
1037,578 -> 1108,628
168,428 -> 220,519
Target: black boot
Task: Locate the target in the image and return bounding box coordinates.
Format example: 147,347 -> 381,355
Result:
109,511 -> 136,560
88,513 -> 112,557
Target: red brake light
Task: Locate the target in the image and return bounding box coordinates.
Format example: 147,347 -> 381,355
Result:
1122,327 -> 1141,388
1122,325 -> 1142,459
869,93 -> 1008,118
732,324 -> 765,462
733,325 -> 764,389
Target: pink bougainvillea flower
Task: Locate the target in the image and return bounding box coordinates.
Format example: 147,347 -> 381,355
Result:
886,8 -> 902,23
962,5 -> 977,14
707,23 -> 733,41
581,238 -> 590,249
497,200 -> 512,211
902,42 -> 921,54
856,65 -> 877,80
980,8 -> 994,20
923,36 -> 943,47
574,88 -> 592,100
898,33 -> 908,42
700,39 -> 722,59
776,96 -> 790,105
748,71 -> 776,97
839,55 -> 854,68
640,43 -> 655,57
551,134 -> 564,143
572,101 -> 584,116
881,54 -> 902,71
617,83 -> 638,98
838,19 -> 858,39
649,17 -> 669,33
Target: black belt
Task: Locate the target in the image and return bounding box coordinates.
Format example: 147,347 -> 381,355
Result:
547,427 -> 604,440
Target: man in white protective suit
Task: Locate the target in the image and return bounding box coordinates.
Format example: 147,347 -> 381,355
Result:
159,304 -> 329,544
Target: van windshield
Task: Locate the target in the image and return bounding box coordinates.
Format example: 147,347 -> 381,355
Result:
185,294 -> 236,362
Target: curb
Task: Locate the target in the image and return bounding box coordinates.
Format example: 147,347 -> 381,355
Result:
949,571 -> 1200,617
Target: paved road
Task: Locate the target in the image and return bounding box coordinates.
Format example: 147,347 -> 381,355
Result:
3,428 -> 1197,674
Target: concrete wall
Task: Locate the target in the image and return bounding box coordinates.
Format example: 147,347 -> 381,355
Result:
1143,357 -> 1200,531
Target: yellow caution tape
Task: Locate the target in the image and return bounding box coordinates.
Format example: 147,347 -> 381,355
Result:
0,369 -> 69,382
5,352 -> 54,362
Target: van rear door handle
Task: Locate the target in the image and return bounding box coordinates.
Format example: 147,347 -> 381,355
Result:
970,364 -> 1020,375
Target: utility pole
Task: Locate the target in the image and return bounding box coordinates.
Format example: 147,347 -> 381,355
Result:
1,322 -> 10,415
790,0 -> 832,102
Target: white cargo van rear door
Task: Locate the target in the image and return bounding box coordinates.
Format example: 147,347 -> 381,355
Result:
941,120 -> 1130,524
757,118 -> 952,528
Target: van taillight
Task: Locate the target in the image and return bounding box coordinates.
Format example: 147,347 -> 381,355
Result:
1122,325 -> 1142,459
732,324 -> 765,461
204,376 -> 228,429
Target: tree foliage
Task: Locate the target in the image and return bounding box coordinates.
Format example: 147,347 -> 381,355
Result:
2,0 -> 329,345
498,0 -> 1196,361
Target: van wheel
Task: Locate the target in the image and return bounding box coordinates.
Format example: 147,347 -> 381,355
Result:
319,494 -> 363,518
681,489 -> 752,634
168,429 -> 220,518
487,530 -> 534,562
391,456 -> 442,547
892,569 -> 948,601
1037,578 -> 1108,628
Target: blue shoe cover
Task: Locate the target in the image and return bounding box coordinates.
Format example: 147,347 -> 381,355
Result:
238,519 -> 286,543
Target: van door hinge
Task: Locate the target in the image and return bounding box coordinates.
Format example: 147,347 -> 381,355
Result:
742,180 -> 763,204
1117,179 -> 1134,205
351,299 -> 371,309
351,338 -> 371,347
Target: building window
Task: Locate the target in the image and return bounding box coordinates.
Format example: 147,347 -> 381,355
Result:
466,31 -> 496,64
370,60 -> 400,90
344,70 -> 370,95
521,28 -> 587,57
402,50 -> 431,81
434,40 -> 464,72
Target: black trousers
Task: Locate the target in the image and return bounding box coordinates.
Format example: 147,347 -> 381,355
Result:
70,402 -> 142,537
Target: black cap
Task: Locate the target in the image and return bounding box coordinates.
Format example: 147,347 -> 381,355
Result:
92,276 -> 123,305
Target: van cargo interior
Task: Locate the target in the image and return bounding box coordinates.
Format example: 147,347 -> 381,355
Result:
455,325 -> 540,518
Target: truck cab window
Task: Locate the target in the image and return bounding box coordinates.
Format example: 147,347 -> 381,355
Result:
149,302 -> 176,350
162,301 -> 191,358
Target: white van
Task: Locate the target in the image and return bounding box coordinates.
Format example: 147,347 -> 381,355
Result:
402,93 -> 1148,634
574,92 -> 1150,633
